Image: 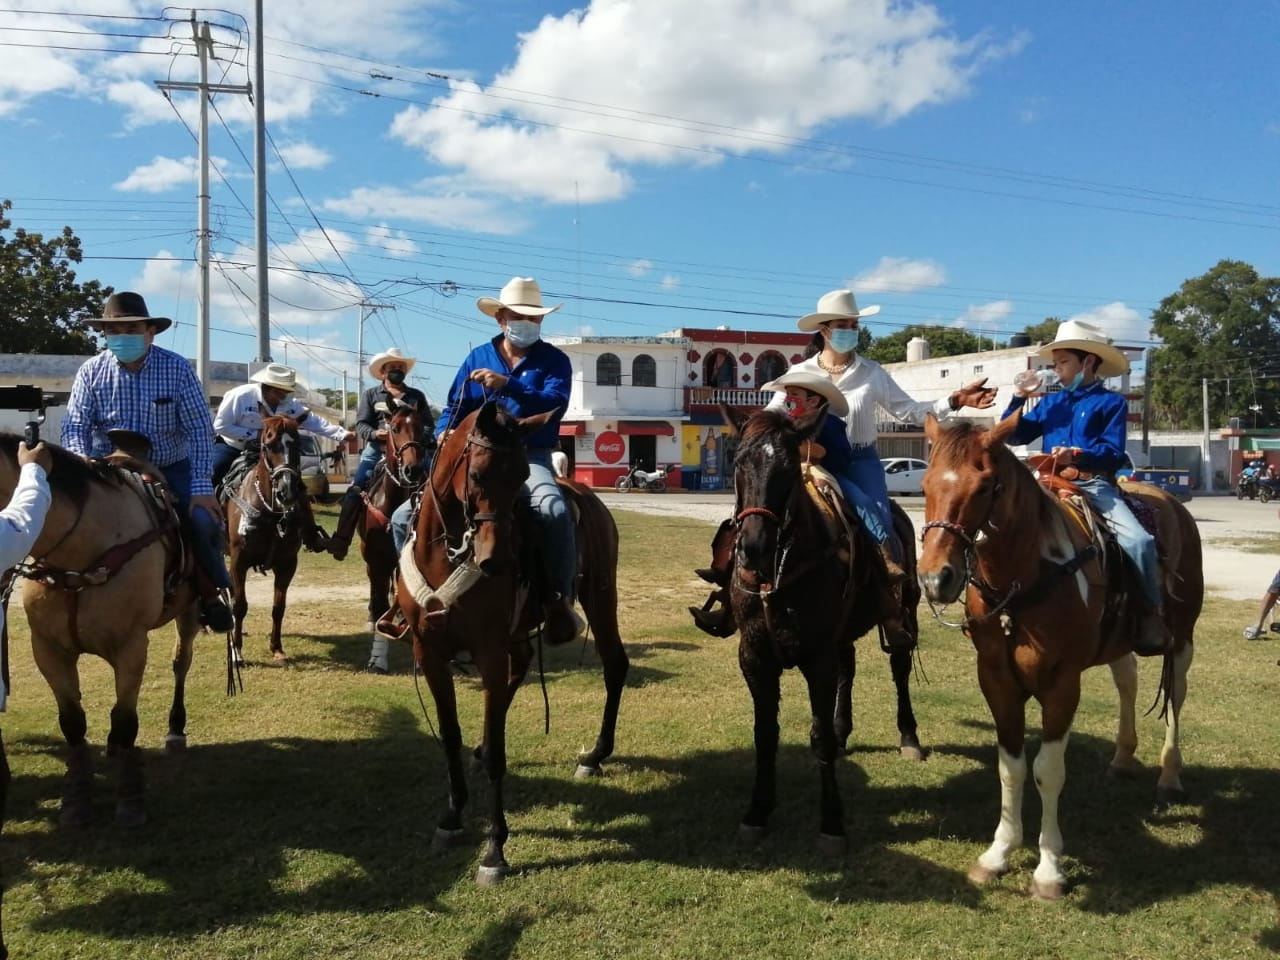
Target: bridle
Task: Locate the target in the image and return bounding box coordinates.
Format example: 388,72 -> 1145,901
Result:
426,429 -> 523,566
385,412 -> 430,490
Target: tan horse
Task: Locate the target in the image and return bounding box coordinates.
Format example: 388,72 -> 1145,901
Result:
917,413 -> 1203,899
3,433 -> 201,836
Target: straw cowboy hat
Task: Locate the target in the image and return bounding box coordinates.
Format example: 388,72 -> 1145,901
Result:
250,363 -> 298,392
368,347 -> 416,380
761,368 -> 850,418
1038,319 -> 1131,378
95,291 -> 172,333
796,289 -> 881,332
477,277 -> 563,318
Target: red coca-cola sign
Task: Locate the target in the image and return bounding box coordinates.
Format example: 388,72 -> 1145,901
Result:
595,430 -> 625,464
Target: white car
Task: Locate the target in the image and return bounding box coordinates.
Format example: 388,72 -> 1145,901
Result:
881,457 -> 928,495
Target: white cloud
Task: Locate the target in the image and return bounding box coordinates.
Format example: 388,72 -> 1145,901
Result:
274,142 -> 333,171
114,156 -> 199,193
389,1 -> 1018,204
954,300 -> 1015,327
323,185 -> 525,234
1066,301 -> 1150,346
366,224 -> 420,258
852,257 -> 947,294
660,275 -> 680,291
626,259 -> 652,278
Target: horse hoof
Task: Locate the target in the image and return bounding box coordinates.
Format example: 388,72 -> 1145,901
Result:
967,863 -> 1002,886
816,832 -> 846,856
272,651 -> 290,664
476,862 -> 509,887
574,762 -> 602,780
738,823 -> 767,846
164,734 -> 188,754
1029,877 -> 1065,901
58,803 -> 94,830
431,826 -> 465,852
1155,785 -> 1188,808
898,743 -> 926,762
115,799 -> 147,829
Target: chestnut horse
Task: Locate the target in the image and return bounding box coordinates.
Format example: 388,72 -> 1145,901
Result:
355,399 -> 430,632
918,413 -> 1203,899
223,414 -> 307,663
395,401 -> 628,884
724,404 -> 923,849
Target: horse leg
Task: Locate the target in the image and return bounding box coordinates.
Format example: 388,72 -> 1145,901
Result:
833,641 -> 853,754
230,552 -> 249,666
1023,676 -> 1081,901
576,593 -> 629,778
166,602 -> 201,752
801,655 -> 845,852
738,644 -> 781,842
108,645 -> 148,828
30,640 -> 93,828
419,649 -> 469,850
969,652 -> 1029,887
889,648 -> 924,760
268,553 -> 299,662
1155,644 -> 1193,806
1106,653 -> 1141,776
475,656 -> 514,886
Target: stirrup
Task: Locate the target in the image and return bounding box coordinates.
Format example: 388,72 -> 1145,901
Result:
688,603 -> 735,638
374,607 -> 411,642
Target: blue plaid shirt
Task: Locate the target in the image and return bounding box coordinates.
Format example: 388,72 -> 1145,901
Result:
62,345 -> 216,496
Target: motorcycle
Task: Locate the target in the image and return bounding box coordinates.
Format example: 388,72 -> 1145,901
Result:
1238,466 -> 1263,500
615,463 -> 671,493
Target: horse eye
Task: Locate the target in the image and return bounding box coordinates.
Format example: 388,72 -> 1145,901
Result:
468,470 -> 481,484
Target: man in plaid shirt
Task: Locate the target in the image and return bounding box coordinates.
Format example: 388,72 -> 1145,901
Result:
61,292 -> 233,631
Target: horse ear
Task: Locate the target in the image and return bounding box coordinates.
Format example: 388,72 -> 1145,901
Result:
516,409 -> 557,436
294,411 -> 309,428
476,399 -> 499,432
924,413 -> 942,443
983,409 -> 1021,450
386,396 -> 400,414
720,402 -> 749,434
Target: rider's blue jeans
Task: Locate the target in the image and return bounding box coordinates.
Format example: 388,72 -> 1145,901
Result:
161,458 -> 232,589
831,445 -> 900,562
1077,477 -> 1162,611
345,441 -> 383,500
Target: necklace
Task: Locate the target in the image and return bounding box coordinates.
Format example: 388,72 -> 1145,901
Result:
816,352 -> 851,375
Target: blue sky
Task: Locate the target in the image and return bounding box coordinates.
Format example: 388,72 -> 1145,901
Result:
2,1 -> 1277,404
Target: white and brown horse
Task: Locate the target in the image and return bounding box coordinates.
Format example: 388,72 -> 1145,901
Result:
918,413 -> 1203,899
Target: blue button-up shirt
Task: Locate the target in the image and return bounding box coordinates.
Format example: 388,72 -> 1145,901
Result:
1001,381 -> 1129,475
438,336 -> 571,450
62,345 -> 216,495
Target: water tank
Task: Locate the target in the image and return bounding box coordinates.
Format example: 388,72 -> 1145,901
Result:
1008,332 -> 1031,348
907,337 -> 930,363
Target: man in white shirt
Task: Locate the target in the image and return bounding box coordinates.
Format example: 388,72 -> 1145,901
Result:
213,363 -> 353,552
0,440 -> 53,712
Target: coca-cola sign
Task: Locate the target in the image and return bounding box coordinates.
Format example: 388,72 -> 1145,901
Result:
594,430 -> 625,464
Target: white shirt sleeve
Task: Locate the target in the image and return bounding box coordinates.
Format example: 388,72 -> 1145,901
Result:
0,462 -> 52,713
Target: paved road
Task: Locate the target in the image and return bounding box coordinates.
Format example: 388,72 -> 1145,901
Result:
598,490 -> 1276,602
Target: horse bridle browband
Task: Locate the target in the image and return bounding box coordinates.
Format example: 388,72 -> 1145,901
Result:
425,430 -> 515,566
386,419 -> 429,490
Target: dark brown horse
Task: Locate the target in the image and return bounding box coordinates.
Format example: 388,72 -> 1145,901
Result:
223,414 -> 307,663
918,413 -> 1203,899
723,404 -> 922,850
356,399 -> 431,633
395,400 -> 628,884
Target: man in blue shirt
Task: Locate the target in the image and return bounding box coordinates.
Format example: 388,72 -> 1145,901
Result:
394,277 -> 582,646
61,292 -> 233,631
1000,319 -> 1168,655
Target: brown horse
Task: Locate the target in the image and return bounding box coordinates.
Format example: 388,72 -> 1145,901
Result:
395,400 -> 629,884
918,413 -> 1203,899
4,435 -> 201,833
223,414 -> 307,663
724,404 -> 923,850
355,399 -> 431,635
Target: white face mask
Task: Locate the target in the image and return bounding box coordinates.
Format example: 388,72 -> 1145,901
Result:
504,319 -> 542,348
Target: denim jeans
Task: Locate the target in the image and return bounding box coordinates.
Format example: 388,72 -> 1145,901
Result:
831,445 -> 900,562
161,458 -> 231,589
211,441 -> 239,490
1077,478 -> 1161,610
345,441 -> 383,500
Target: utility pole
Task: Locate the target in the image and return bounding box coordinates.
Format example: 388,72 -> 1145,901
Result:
155,15 -> 250,399
355,300 -> 394,400
1203,377 -> 1213,492
251,0 -> 271,362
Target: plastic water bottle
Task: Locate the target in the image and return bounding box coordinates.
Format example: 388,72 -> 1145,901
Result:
1013,369 -> 1055,397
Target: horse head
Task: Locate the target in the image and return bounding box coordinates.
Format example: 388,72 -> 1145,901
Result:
385,396 -> 430,489
432,400 -> 554,577
723,402 -> 826,585
257,414 -> 304,512
919,412 -> 1036,604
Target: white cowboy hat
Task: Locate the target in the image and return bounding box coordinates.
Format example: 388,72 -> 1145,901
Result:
796,289 -> 881,332
477,277 -> 563,318
368,347 -> 416,380
1037,319 -> 1131,378
250,363 -> 297,392
761,369 -> 850,418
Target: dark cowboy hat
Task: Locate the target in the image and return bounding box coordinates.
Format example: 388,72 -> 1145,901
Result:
95,292 -> 173,333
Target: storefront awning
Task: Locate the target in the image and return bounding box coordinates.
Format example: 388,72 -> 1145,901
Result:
618,420 -> 675,436
558,422 -> 586,436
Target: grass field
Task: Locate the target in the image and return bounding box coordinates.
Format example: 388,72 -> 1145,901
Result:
0,505 -> 1276,959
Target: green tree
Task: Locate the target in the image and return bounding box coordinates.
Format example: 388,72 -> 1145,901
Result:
1021,318 -> 1062,345
864,325 -> 989,364
1148,260 -> 1280,429
0,199 -> 108,354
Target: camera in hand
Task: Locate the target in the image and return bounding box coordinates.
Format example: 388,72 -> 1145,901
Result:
0,384 -> 56,449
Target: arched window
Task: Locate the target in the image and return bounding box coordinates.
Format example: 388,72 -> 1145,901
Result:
755,351 -> 786,384
596,353 -> 622,386
632,354 -> 657,387
703,350 -> 736,388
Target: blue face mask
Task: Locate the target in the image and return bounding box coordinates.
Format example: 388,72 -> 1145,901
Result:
827,328 -> 859,354
1065,371 -> 1085,391
106,333 -> 148,363
504,319 -> 542,349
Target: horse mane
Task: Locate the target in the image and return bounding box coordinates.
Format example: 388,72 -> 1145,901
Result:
0,432 -> 112,502
739,408 -> 791,444
929,419 -> 1060,529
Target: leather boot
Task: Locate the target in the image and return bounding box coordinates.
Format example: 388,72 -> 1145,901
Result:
193,571 -> 233,632
1133,610 -> 1172,657
543,594 -> 586,646
298,494 -> 330,553
327,488 -> 362,561
878,540 -> 907,584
